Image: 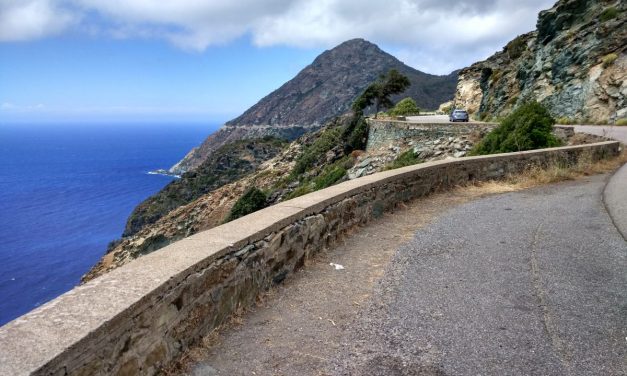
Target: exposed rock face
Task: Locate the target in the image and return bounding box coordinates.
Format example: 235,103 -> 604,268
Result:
454,0 -> 626,123
170,38 -> 458,174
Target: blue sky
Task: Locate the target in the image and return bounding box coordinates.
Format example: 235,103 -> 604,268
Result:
0,0 -> 556,124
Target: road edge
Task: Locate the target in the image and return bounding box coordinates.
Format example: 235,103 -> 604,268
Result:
602,161 -> 627,241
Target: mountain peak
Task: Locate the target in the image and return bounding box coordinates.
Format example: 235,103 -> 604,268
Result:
171,39 -> 458,174
226,39 -> 455,128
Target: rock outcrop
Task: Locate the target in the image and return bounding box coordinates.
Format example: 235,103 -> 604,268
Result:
454,0 -> 626,123
170,38 -> 458,174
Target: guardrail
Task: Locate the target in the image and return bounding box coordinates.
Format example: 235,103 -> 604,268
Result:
0,140 -> 619,375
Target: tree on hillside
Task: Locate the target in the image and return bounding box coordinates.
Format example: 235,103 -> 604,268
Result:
389,97 -> 421,116
352,69 -> 411,117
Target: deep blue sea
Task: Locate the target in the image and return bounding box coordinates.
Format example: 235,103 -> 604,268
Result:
0,123 -> 217,326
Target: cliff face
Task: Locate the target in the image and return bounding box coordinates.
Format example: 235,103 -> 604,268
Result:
169,38 -> 458,174
454,0 -> 626,123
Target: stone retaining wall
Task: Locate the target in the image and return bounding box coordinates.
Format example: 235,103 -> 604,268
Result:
366,119 -> 496,150
0,141 -> 620,375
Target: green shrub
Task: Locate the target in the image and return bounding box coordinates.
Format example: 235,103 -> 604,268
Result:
292,127 -> 342,177
470,102 -> 561,155
506,36 -> 526,59
616,119 -> 627,126
226,187 -> 267,222
314,164 -> 346,190
286,157 -> 351,199
600,7 -> 618,22
602,53 -> 618,68
556,117 -> 574,125
389,97 -> 421,116
385,149 -> 422,170
286,184 -> 313,199
343,115 -> 369,152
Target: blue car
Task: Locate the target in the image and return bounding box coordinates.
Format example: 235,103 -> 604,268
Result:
449,109 -> 469,122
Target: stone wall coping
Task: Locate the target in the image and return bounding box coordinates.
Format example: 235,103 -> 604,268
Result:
366,119 -> 496,127
0,140 -> 619,375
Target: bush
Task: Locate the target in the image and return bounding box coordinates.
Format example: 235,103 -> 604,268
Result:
292,127 -> 342,177
314,164 -> 346,190
385,149 -> 422,170
600,7 -> 618,22
602,53 -> 618,68
556,117 -> 574,125
506,36 -> 526,59
226,187 -> 267,222
343,115 -> 369,152
389,98 -> 420,116
470,102 -> 561,155
616,119 -> 627,126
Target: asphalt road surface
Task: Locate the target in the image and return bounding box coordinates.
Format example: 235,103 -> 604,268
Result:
405,115 -> 451,123
338,174 -> 626,375
189,174 -> 626,375
574,125 -> 627,144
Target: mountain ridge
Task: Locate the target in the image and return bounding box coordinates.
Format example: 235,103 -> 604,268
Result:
169,38 -> 458,174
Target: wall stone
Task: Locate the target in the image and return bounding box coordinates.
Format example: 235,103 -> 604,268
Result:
0,141 -> 620,376
366,119 -> 496,151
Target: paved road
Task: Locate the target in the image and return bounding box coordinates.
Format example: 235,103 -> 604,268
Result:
338,174 -> 627,375
187,174 -> 626,375
404,114 -> 488,124
605,163 -> 627,240
406,115 -> 450,123
574,125 -> 627,144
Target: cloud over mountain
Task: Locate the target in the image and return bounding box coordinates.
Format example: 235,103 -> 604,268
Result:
0,0 -> 555,73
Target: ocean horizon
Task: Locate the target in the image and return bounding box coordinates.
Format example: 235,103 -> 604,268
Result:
0,122 -> 219,326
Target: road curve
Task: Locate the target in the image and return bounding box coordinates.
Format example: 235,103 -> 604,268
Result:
574,125 -> 627,144
338,174 -> 627,375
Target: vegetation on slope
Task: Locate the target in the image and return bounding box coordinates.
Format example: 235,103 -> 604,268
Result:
388,97 -> 421,116
470,102 -> 561,155
385,149 -> 423,170
352,69 -> 411,117
226,187 -> 268,222
123,137 -> 287,237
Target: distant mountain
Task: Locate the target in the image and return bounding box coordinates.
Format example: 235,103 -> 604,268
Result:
170,38 -> 458,174
454,0 -> 625,123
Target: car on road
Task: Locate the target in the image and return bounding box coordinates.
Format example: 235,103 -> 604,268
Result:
449,109 -> 469,122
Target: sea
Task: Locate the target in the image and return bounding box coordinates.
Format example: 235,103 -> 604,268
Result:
0,123 -> 218,326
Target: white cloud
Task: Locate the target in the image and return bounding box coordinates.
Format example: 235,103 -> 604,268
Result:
0,0 -> 77,41
0,0 -> 556,72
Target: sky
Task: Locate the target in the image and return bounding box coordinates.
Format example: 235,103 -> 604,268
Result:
0,0 -> 556,124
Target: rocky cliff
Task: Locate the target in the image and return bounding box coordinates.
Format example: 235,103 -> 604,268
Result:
454,0 -> 626,123
169,38 -> 458,174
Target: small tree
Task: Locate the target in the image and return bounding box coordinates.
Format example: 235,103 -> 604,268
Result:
389,97 -> 420,116
352,69 -> 411,117
226,187 -> 267,222
470,101 -> 560,155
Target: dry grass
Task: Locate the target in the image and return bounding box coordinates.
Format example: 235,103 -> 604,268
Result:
462,149 -> 627,196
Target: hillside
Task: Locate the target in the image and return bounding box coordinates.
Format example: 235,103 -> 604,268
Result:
123,137 -> 286,237
454,0 -> 626,123
169,38 -> 458,174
